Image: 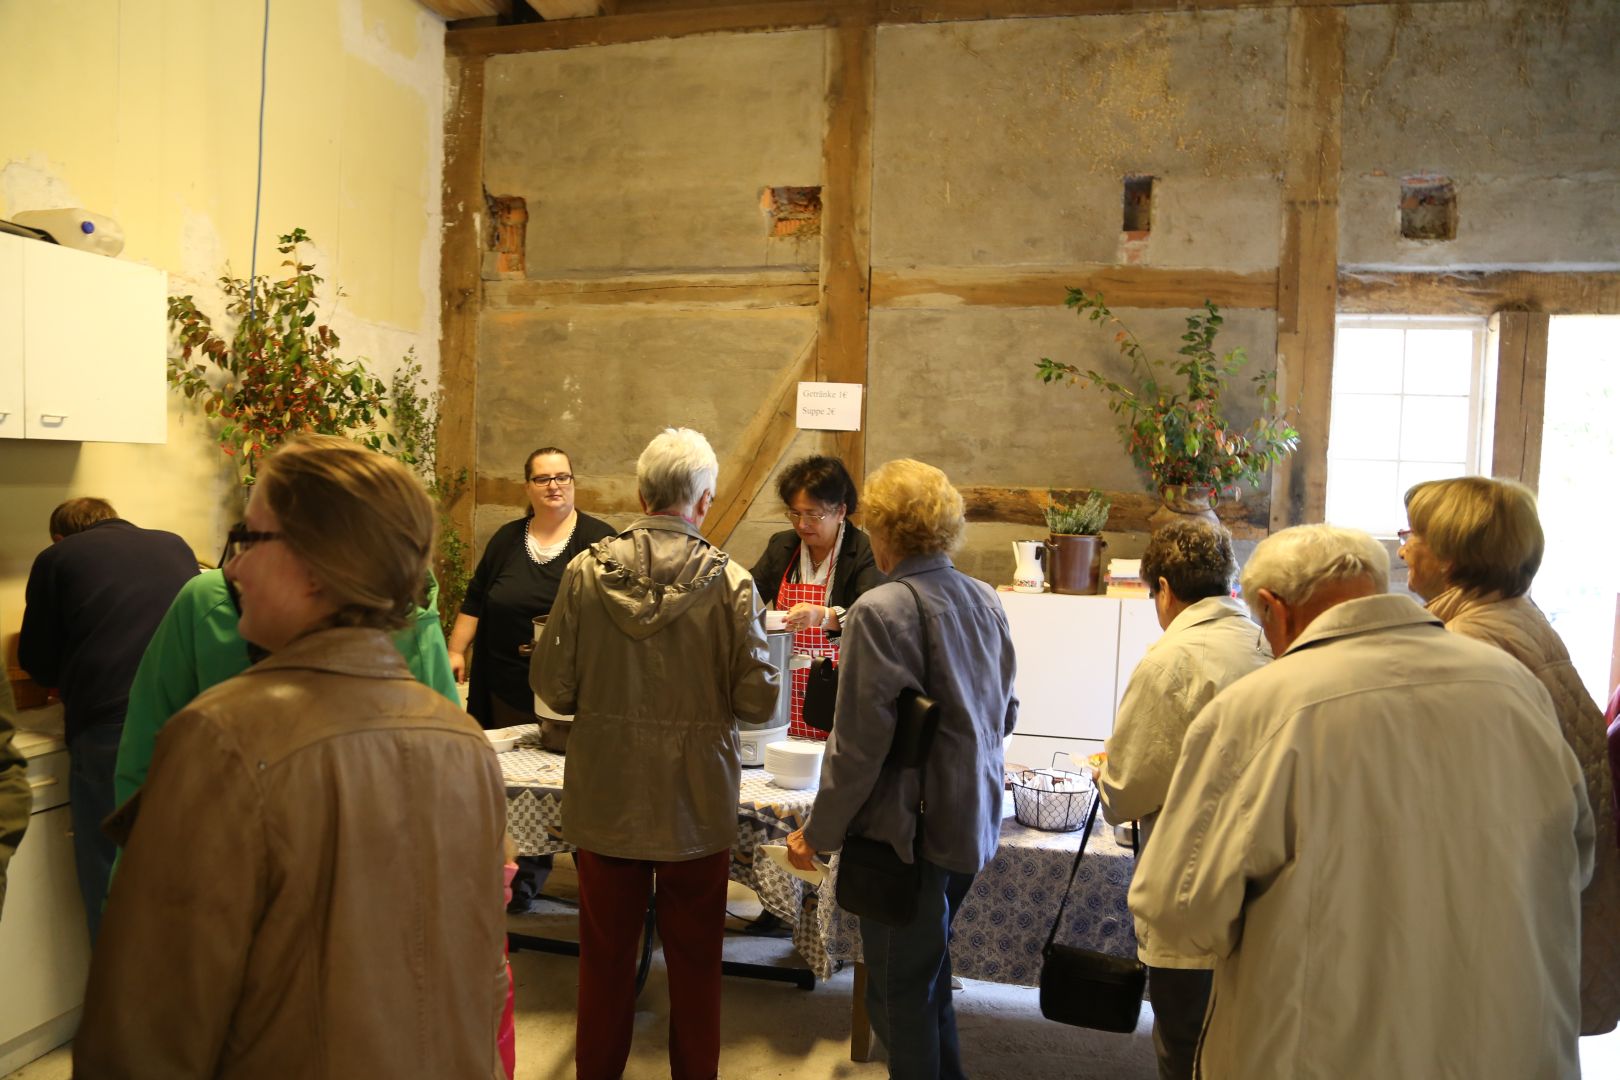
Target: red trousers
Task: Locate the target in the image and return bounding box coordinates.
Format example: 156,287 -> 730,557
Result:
574,848 -> 730,1080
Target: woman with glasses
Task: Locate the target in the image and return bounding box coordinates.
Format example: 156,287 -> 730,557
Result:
448,447 -> 615,730
1402,476 -> 1620,1035
751,455 -> 884,739
77,435 -> 508,1078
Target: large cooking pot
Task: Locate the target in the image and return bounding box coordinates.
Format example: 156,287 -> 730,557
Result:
530,615 -> 572,753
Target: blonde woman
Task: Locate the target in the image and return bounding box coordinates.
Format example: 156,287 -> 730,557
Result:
78,436 -> 509,1078
1403,475 -> 1620,1036
788,459 -> 1018,1079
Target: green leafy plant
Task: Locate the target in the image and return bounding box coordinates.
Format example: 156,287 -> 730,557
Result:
1036,290 -> 1299,505
378,357 -> 471,639
1044,489 -> 1112,535
167,228 -> 389,484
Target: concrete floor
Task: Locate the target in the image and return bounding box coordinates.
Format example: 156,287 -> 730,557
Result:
11,871 -> 1620,1079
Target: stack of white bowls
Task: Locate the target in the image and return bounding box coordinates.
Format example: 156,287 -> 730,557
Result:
763,740 -> 824,790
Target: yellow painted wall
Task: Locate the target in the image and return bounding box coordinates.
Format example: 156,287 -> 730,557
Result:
0,0 -> 446,641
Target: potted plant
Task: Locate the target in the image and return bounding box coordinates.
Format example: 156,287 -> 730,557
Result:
1044,489 -> 1111,595
1036,290 -> 1298,526
168,229 -> 470,633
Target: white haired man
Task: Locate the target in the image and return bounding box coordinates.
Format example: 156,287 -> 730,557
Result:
532,427 -> 778,1080
1129,524 -> 1593,1079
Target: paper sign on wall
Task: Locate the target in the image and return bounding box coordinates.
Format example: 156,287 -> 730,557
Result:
796,382 -> 864,431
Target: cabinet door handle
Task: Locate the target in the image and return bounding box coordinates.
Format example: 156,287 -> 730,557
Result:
28,776 -> 59,790
39,413 -> 69,425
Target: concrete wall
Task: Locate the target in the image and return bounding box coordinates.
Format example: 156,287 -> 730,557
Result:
1341,0 -> 1620,269
472,2 -> 1620,584
0,0 -> 447,641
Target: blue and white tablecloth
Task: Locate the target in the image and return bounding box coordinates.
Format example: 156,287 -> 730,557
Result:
495,726 -> 1136,988
494,725 -> 817,916
757,795 -> 1138,985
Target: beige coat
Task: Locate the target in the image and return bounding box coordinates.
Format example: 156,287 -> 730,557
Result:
76,628 -> 509,1080
533,515 -> 779,861
1430,586 -> 1620,1035
1131,595 -> 1593,1080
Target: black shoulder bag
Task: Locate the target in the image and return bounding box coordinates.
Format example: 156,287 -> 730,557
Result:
833,578 -> 942,928
1038,792 -> 1147,1033
800,656 -> 838,733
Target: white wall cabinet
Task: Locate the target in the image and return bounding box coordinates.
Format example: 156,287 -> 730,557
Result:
999,591 -> 1161,768
0,732 -> 91,1073
0,231 -> 167,444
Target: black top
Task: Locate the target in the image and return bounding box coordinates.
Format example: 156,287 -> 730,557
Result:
750,526 -> 885,615
18,520 -> 199,743
462,512 -> 616,726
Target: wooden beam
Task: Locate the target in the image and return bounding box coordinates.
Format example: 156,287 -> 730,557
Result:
420,0 -> 511,18
958,485 -> 1270,539
872,266 -> 1278,310
1490,311 -> 1550,490
1339,270 -> 1620,316
816,16 -> 876,479
483,271 -> 819,310
703,336 -> 821,547
449,1 -> 1461,57
438,53 -> 487,551
1269,5 -> 1342,531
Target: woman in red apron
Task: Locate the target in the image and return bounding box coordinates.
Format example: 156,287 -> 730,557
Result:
750,456 -> 885,740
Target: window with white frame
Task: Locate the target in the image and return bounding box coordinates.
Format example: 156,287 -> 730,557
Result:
1325,316 -> 1491,536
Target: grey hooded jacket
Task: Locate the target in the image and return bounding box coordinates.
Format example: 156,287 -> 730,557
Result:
532,515 -> 779,861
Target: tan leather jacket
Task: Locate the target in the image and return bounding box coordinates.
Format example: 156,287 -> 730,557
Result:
76,628 -> 508,1080
1431,587 -> 1620,1036
533,515 -> 779,861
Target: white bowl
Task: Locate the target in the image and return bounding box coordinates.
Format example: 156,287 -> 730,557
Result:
486,730 -> 519,754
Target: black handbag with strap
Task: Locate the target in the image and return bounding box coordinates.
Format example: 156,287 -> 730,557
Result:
1038,791 -> 1147,1033
800,656 -> 838,733
833,577 -> 942,928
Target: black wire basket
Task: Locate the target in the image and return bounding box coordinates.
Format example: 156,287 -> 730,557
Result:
1010,756 -> 1094,832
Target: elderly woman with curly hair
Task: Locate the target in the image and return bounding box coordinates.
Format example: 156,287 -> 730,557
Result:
787,459 -> 1018,1079
1403,475 -> 1620,1036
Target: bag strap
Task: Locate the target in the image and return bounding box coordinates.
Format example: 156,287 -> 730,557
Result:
894,576 -> 932,854
1043,786 -> 1104,953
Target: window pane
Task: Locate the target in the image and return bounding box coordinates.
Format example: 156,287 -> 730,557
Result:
1397,461 -> 1467,505
1403,329 -> 1475,395
1329,394 -> 1402,460
1335,328 -> 1405,393
1325,459 -> 1400,533
1399,395 -> 1470,461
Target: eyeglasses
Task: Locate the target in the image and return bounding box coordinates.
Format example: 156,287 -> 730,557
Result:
528,473 -> 574,488
223,525 -> 282,563
1396,528 -> 1414,543
785,509 -> 835,524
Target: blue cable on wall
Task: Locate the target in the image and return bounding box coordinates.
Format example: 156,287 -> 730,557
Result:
248,0 -> 270,318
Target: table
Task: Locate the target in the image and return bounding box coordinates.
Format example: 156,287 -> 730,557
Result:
495,725 -> 821,988
752,792 -> 1139,985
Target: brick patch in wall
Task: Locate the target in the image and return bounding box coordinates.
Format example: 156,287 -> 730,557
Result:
1399,175 -> 1457,242
761,186 -> 822,238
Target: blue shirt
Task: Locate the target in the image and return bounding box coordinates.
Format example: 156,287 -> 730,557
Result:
804,553 -> 1019,875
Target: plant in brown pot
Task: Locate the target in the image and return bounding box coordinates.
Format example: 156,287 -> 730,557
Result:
1036,290 -> 1298,529
1044,489 -> 1112,595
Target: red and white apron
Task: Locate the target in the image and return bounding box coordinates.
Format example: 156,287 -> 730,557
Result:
777,560 -> 838,742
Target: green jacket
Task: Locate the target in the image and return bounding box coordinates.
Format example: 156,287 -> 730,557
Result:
114,569 -> 460,810
0,677 -> 29,916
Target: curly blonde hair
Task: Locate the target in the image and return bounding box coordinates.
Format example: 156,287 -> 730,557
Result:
861,459 -> 965,560
256,435 -> 435,631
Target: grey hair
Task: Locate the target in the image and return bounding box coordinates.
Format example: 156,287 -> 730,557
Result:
636,427 -> 719,513
1240,524 -> 1390,607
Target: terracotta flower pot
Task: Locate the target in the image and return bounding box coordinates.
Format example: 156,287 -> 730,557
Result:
1044,533 -> 1106,595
